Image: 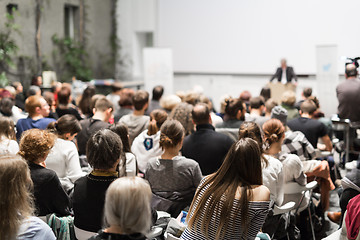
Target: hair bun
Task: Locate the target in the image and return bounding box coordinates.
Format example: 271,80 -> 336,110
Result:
269,133 -> 278,143
160,133 -> 173,146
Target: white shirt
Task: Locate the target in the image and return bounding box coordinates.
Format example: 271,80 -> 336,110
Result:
0,137 -> 19,154
262,155 -> 284,206
281,67 -> 287,84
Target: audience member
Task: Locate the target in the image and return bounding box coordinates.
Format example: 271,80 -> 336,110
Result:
18,129 -> 71,216
169,102 -> 194,136
295,87 -> 312,110
145,85 -> 164,115
0,154 -> 56,239
239,90 -> 252,113
160,94 -> 181,114
77,97 -> 113,156
73,129 -> 122,233
119,90 -> 150,144
182,103 -> 234,175
288,100 -> 332,151
43,91 -> 59,119
131,109 -> 167,173
31,74 -> 43,87
56,87 -> 82,120
247,96 -> 268,126
181,138 -> 270,239
89,177 -> 152,240
109,123 -> 138,177
145,119 -> 202,217
45,115 -> 85,192
16,95 -> 56,140
0,116 -> 19,154
27,85 -> 41,97
199,95 -> 223,127
216,97 -> 245,128
114,88 -> 134,122
0,96 -> 26,123
78,85 -> 96,118
106,82 -> 123,113
12,81 -> 25,110
260,86 -> 271,102
280,90 -> 299,121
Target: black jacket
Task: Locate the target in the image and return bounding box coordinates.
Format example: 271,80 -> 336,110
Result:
182,124 -> 234,175
270,66 -> 297,83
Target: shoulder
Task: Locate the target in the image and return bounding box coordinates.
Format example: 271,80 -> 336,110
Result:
18,216 -> 56,239
251,185 -> 270,202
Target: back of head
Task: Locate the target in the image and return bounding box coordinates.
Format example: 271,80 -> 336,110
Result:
346,63 -> 358,78
119,88 -> 135,107
249,96 -> 264,109
0,154 -> 33,239
281,91 -> 296,106
148,109 -> 168,135
43,91 -> 55,106
132,90 -> 149,111
225,98 -> 244,119
57,87 -> 71,105
18,129 -> 56,163
239,90 -> 251,102
160,119 -> 185,149
86,129 -> 122,170
109,123 -> 131,153
27,85 -> 41,97
111,82 -> 123,93
0,116 -> 16,140
79,86 -> 96,115
160,94 -> 181,111
238,121 -> 263,149
262,119 -> 285,148
94,97 -> 113,113
91,94 -> 107,111
0,97 -> 14,117
303,88 -> 312,98
300,100 -> 317,115
192,103 -> 210,125
47,114 -> 82,136
104,177 -> 152,234
169,103 -> 194,136
152,85 -> 164,101
25,95 -> 42,117
260,87 -> 271,101
184,91 -> 200,106
265,98 -> 278,114
271,106 -> 288,126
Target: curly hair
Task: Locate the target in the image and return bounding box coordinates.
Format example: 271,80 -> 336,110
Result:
18,129 -> 56,163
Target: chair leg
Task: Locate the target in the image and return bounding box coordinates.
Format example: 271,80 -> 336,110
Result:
307,205 -> 316,240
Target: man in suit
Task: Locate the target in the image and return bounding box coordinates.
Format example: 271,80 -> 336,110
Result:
270,58 -> 298,84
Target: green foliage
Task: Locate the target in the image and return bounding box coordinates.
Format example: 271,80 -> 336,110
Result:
0,72 -> 9,87
52,34 -> 92,82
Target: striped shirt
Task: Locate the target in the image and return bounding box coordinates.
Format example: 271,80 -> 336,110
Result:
180,179 -> 270,240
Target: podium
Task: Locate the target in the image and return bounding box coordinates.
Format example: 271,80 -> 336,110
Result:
266,82 -> 296,103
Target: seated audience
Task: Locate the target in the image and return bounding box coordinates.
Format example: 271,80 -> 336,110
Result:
18,129 -> 71,216
287,100 -> 332,151
295,87 -> 312,110
56,87 -> 82,120
89,177 -> 152,240
78,85 -> 96,118
181,138 -> 270,239
159,94 -> 181,114
77,97 -> 113,156
27,85 -> 41,97
145,119 -> 202,217
145,85 -> 164,115
12,81 -> 25,110
216,97 -> 245,129
0,92 -> 26,123
247,96 -> 267,125
239,90 -> 252,113
281,91 -> 300,121
260,86 -> 271,102
16,95 -> 56,140
119,90 -> 150,144
182,103 -> 234,175
45,114 -> 85,192
0,116 -> 19,154
43,91 -> 59,119
106,82 -> 123,113
199,95 -> 223,127
113,88 -> 134,122
73,129 -> 122,232
0,154 -> 56,239
169,102 -> 194,136
131,109 -> 167,173
109,123 -> 138,177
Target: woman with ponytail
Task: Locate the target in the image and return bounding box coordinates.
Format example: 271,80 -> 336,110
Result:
131,109 -> 168,173
145,119 -> 203,217
181,138 -> 270,240
45,114 -> 85,193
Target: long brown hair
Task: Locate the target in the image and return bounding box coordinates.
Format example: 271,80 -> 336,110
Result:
148,109 -> 168,135
0,154 -> 34,240
262,119 -> 285,150
0,117 -> 16,140
187,138 -> 263,239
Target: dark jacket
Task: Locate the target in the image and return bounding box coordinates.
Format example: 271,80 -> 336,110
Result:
89,230 -> 147,240
270,67 -> 297,83
29,162 -> 71,216
182,124 -> 234,175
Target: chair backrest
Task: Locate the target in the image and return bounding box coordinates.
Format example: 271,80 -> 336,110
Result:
74,226 -> 96,240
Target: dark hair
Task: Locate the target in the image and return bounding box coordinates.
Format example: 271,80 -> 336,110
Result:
79,86 -> 96,115
187,138 -> 262,239
57,87 -> 71,105
249,97 -> 264,109
109,123 -> 131,153
239,90 -> 251,102
192,103 -> 210,125
300,100 -> 317,115
262,119 -> 285,149
43,91 -> 55,107
225,98 -> 244,120
132,90 -> 149,111
0,117 -> 16,140
86,129 -> 122,170
152,85 -> 164,101
148,109 -> 168,135
260,87 -> 271,102
47,114 -> 82,136
159,119 -> 184,149
119,89 -> 134,107
303,88 -> 312,98
111,82 -> 123,93
238,121 -> 267,167
0,98 -> 14,117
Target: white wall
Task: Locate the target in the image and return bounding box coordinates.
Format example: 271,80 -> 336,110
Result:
157,0 -> 360,74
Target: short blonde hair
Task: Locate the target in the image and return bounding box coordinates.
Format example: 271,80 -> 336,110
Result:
281,91 -> 296,106
104,177 -> 152,234
25,95 -> 42,116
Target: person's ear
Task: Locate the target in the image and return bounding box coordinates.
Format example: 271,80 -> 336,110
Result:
64,133 -> 71,140
93,108 -> 96,115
